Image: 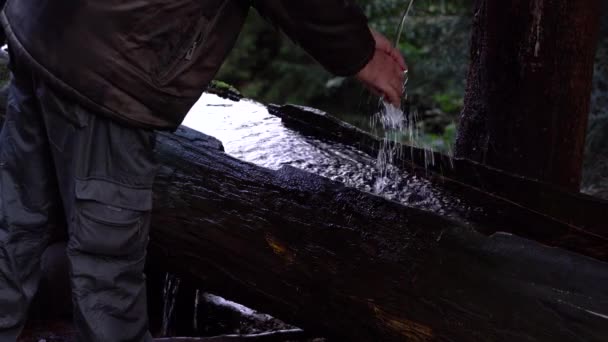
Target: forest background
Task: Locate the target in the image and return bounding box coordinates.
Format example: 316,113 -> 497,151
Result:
215,0 -> 608,198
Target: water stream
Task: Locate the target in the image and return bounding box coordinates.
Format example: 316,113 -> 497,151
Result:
183,94 -> 474,218
395,0 -> 416,48
372,0 -> 444,193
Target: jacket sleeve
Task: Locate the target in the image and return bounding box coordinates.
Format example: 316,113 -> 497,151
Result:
250,0 -> 376,77
0,0 -> 6,43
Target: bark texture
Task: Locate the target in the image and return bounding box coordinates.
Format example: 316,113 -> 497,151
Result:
455,0 -> 601,191
271,104 -> 608,255
147,123 -> 608,342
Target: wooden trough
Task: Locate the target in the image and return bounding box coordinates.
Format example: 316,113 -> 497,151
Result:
5,88 -> 608,341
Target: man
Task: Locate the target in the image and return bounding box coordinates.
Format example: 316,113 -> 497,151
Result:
0,1 -> 406,341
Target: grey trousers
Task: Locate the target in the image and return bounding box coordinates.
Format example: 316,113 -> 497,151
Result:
0,59 -> 157,341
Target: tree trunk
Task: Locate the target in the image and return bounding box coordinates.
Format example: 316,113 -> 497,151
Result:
455,0 -> 601,191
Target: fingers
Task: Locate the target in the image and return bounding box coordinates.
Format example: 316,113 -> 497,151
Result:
370,28 -> 407,71
382,78 -> 402,107
390,58 -> 405,92
367,81 -> 399,107
390,47 -> 407,71
382,54 -> 405,106
359,75 -> 399,107
355,48 -> 406,107
393,78 -> 406,105
374,65 -> 403,106
370,28 -> 392,52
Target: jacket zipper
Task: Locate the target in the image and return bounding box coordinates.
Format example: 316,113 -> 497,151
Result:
156,1 -> 230,85
156,16 -> 209,84
185,32 -> 203,61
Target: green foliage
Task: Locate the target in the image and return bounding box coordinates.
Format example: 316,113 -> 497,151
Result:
420,121 -> 457,151
432,91 -> 463,114
209,80 -> 241,95
216,11 -> 331,105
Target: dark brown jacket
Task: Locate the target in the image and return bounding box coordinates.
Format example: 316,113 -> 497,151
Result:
1,0 -> 375,130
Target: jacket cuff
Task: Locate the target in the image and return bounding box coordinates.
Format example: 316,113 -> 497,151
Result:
329,27 -> 376,77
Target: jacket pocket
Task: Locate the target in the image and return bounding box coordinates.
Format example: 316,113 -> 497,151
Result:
154,14 -> 211,86
154,0 -> 230,86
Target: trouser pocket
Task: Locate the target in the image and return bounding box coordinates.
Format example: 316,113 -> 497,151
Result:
68,181 -> 154,342
69,178 -> 153,258
73,198 -> 149,258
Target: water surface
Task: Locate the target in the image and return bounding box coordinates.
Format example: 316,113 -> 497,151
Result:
183,94 -> 476,219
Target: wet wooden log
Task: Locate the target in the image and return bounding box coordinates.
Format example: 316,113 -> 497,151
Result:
149,124 -> 608,342
269,104 -> 608,260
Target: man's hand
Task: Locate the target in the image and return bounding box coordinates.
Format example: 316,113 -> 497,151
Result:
356,29 -> 407,107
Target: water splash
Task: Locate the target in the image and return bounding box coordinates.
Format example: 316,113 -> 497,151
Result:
371,2 -> 417,193
161,273 -> 181,336
372,64 -> 415,192
373,103 -> 403,193
372,0 -> 447,192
